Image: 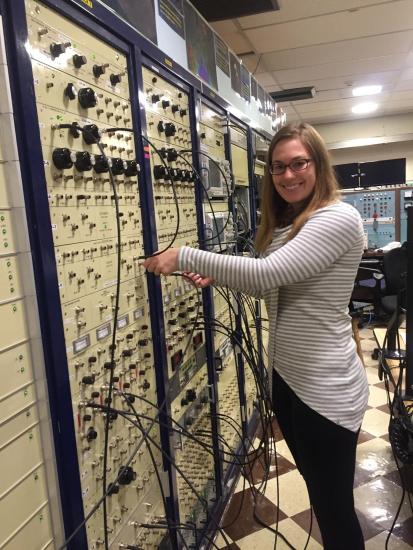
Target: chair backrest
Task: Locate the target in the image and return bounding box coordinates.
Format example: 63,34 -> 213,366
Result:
382,246 -> 408,296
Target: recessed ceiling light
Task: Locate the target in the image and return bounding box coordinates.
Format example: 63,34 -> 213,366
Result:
352,85 -> 382,97
352,102 -> 378,114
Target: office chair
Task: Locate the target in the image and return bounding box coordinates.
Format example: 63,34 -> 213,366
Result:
372,245 -> 408,360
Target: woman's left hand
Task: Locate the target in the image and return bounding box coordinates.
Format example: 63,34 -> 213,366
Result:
142,248 -> 180,276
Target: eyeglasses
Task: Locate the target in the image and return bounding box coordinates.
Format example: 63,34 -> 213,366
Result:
269,158 -> 312,175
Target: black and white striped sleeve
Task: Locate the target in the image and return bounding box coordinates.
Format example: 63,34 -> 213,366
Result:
177,204 -> 363,293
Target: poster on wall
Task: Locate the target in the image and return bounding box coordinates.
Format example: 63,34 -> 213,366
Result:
257,85 -> 266,112
158,0 -> 185,38
240,64 -> 250,102
214,34 -> 230,77
183,1 -> 218,89
251,76 -> 258,101
99,0 -> 157,44
229,52 -> 241,96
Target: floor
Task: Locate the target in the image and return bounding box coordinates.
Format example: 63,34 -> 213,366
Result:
214,325 -> 413,549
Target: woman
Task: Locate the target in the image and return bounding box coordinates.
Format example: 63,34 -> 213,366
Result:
144,122 -> 368,549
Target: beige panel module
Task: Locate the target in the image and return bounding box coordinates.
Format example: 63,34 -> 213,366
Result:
0,12 -> 61,549
25,2 -> 164,547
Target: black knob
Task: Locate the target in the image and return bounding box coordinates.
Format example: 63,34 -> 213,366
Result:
142,380 -> 150,391
167,148 -> 178,162
93,155 -> 111,173
83,414 -> 92,421
82,375 -> 95,385
122,349 -> 133,357
111,158 -> 126,176
125,160 -> 139,177
52,148 -> 73,170
171,104 -> 179,113
82,124 -> 100,144
93,63 -> 108,78
168,319 -> 177,325
73,54 -> 87,68
186,389 -> 197,402
91,391 -> 100,398
88,356 -> 97,363
159,147 -> 168,159
107,483 -> 119,496
69,122 -> 81,138
110,73 -> 122,86
151,94 -> 160,103
75,151 -> 94,172
86,427 -> 98,441
129,363 -> 137,370
153,165 -> 166,180
180,108 -> 187,117
123,382 -> 131,389
138,339 -> 148,346
118,466 -> 136,485
162,99 -> 170,109
200,132 -> 206,139
50,42 -> 70,57
165,123 -> 176,137
64,83 -> 77,100
78,87 -> 98,109
157,121 -> 165,133
181,397 -> 188,406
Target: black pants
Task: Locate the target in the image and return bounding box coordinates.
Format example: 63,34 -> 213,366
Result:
272,369 -> 365,550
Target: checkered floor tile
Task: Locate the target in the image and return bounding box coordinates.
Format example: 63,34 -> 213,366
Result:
214,327 -> 413,549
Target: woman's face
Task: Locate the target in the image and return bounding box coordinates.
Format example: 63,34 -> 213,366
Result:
270,138 -> 316,208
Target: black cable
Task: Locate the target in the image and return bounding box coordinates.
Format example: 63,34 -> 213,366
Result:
101,127 -> 181,258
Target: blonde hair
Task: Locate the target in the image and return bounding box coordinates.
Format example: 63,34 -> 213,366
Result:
255,122 -> 341,253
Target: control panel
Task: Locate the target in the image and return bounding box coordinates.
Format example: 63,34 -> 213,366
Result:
25,2 -> 164,548
142,66 -> 216,545
342,189 -> 396,249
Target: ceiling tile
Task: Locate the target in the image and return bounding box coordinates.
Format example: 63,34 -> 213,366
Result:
244,1 -> 413,53
258,31 -> 413,72
237,0 -> 391,29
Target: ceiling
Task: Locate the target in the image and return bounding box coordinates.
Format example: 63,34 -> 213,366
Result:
210,0 -> 413,125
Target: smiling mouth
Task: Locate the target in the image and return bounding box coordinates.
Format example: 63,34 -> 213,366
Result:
282,183 -> 302,190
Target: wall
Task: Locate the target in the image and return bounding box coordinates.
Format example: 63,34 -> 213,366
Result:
315,113 -> 413,183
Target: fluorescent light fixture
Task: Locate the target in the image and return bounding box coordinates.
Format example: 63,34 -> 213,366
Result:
352,85 -> 382,97
352,102 -> 378,114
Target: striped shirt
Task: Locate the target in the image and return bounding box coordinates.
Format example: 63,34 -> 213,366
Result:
178,201 -> 369,432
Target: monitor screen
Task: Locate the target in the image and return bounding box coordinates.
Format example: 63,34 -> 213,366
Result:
359,158 -> 406,188
334,163 -> 359,189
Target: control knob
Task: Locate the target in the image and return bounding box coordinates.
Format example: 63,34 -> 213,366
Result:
165,123 -> 176,137
125,160 -> 138,177
50,41 -> 71,57
94,155 -> 111,173
82,124 -> 100,144
64,82 -> 77,100
74,151 -> 94,172
93,63 -> 109,78
73,54 -> 87,68
111,158 -> 126,175
52,148 -> 74,170
78,87 -> 98,109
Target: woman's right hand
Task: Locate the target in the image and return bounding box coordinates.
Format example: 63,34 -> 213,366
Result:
183,272 -> 214,288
